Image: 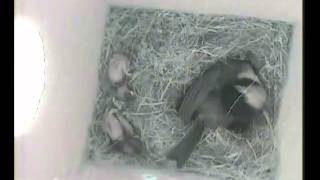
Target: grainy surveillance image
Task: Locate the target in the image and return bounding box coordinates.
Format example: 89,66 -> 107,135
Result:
85,6 -> 293,179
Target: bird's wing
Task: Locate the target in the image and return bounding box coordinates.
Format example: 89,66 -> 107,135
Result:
178,62 -> 230,124
178,77 -> 207,124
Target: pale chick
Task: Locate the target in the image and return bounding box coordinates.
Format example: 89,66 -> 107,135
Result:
108,54 -> 131,86
103,109 -> 134,141
103,109 -> 144,155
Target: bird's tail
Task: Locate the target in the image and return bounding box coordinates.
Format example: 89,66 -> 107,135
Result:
166,120 -> 205,168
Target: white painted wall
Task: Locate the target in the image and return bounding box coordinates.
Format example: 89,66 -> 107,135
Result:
15,0 -> 107,179
14,0 -> 302,180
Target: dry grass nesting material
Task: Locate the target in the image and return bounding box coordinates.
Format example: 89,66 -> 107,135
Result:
84,6 -> 293,180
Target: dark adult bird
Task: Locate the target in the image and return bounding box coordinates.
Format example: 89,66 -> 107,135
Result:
166,58 -> 267,168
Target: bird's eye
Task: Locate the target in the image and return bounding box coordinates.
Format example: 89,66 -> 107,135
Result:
235,78 -> 258,87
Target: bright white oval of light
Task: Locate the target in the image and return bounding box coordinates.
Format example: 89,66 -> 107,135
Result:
14,17 -> 45,137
